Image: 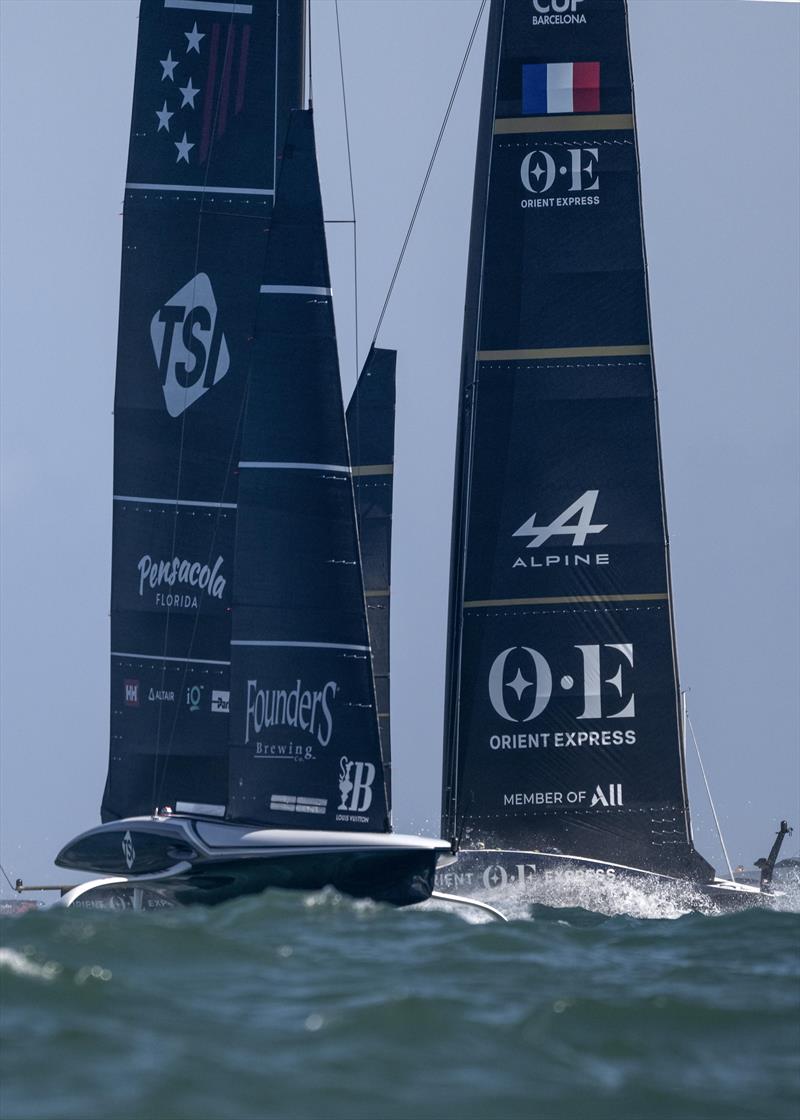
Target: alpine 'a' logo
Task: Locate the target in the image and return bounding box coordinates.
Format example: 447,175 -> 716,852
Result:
513,490 -> 606,548
150,272 -> 230,417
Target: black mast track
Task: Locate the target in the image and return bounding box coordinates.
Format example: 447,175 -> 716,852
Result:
442,0 -> 505,842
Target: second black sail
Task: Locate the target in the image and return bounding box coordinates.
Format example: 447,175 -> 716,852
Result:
227,110 -> 390,833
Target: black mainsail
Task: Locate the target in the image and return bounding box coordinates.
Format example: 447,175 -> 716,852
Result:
442,0 -> 710,878
346,348 -> 397,802
103,0 -> 304,821
227,110 -> 389,833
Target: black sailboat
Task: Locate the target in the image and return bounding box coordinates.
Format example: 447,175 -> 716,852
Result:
55,0 -> 447,908
437,0 -> 786,907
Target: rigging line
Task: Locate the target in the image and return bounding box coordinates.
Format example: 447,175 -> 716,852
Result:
370,0 -> 488,347
687,711 -> 736,883
334,0 -> 358,377
0,860 -> 17,893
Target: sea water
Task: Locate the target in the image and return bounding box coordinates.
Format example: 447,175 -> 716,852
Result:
2,877 -> 799,1120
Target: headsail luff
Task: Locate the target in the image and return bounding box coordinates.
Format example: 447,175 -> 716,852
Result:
442,0 -> 709,878
227,110 -> 389,833
346,348 -> 397,805
103,0 -> 304,821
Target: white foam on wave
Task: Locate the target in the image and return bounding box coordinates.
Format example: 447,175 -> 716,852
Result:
0,947 -> 62,981
474,869 -> 713,921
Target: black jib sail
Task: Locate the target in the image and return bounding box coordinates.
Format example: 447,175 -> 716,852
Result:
442,0 -> 709,878
346,348 -> 397,803
227,110 -> 389,833
103,0 -> 304,821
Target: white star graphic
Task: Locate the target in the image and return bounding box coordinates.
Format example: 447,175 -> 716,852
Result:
179,78 -> 200,109
532,161 -> 546,182
155,100 -> 173,132
175,132 -> 194,164
185,23 -> 205,54
160,50 -> 178,81
507,668 -> 533,701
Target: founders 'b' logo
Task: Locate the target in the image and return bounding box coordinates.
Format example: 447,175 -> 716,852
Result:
150,272 -> 230,417
338,757 -> 376,813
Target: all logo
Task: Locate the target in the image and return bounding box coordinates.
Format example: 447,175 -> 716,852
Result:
121,830 -> 136,871
591,784 -> 623,807
124,679 -> 140,707
488,644 -> 635,722
150,272 -> 230,417
338,757 -> 376,813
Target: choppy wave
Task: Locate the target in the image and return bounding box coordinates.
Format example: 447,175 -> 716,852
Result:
2,889 -> 799,1120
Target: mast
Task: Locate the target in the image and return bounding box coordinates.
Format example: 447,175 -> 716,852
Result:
442,0 -> 710,878
103,0 -> 304,821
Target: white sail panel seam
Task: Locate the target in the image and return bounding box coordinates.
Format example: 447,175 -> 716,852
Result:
113,495 -> 237,509
163,1 -> 253,15
112,652 -> 231,666
231,640 -> 369,652
259,285 -> 332,296
126,183 -> 272,196
238,461 -> 350,473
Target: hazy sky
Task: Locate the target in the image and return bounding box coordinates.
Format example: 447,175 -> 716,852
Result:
1,0 -> 798,894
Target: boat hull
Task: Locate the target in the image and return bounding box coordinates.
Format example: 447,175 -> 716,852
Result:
56,817 -> 450,909
435,848 -> 776,912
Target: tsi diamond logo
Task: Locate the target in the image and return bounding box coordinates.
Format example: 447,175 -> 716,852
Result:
121,830 -> 136,871
338,757 -> 376,813
150,272 -> 230,417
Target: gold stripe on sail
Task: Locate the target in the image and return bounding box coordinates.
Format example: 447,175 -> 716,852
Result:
477,344 -> 650,361
351,464 -> 393,477
464,593 -> 669,609
494,114 -> 634,135
365,589 -> 390,598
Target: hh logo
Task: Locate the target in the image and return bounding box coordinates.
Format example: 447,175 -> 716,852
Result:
338,757 -> 375,813
150,272 -> 230,417
514,490 -> 606,548
122,830 -> 136,870
124,679 -> 140,706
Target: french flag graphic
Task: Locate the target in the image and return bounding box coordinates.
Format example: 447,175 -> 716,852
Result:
522,62 -> 600,115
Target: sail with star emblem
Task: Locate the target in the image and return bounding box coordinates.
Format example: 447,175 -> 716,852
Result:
441,0 -> 711,878
346,347 -> 397,804
102,0 -> 304,821
226,110 -> 390,833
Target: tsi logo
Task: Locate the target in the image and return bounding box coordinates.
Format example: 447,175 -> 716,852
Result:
150,272 -> 230,418
121,830 -> 136,871
338,757 -> 376,813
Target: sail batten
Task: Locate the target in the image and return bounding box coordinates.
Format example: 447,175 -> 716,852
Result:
442,0 -> 705,878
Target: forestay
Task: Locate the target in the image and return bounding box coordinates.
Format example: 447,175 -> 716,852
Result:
103,0 -> 304,821
227,110 -> 390,833
442,0 -> 709,878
